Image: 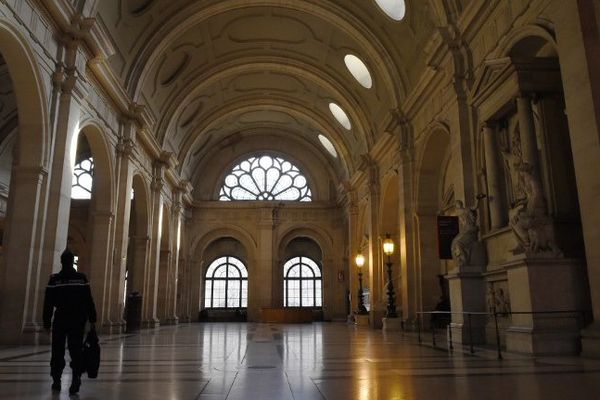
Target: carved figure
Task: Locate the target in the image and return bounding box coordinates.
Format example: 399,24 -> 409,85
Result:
451,194 -> 485,266
509,163 -> 561,255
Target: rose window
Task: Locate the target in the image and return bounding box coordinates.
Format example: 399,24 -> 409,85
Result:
219,155 -> 312,202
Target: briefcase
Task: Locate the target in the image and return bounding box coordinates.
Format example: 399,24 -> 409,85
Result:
82,327 -> 100,378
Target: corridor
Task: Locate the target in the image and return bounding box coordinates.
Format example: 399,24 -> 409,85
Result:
0,323 -> 598,399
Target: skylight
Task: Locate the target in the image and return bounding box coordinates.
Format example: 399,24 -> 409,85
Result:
318,134 -> 338,158
329,103 -> 352,130
344,54 -> 373,89
374,0 -> 406,21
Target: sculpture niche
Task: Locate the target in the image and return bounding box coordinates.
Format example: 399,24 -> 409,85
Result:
501,141 -> 561,256
451,194 -> 486,267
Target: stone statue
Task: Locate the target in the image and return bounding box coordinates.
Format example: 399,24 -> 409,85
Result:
451,194 -> 485,267
508,162 -> 561,255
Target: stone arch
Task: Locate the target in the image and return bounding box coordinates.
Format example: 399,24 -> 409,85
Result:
76,121 -> 115,213
68,121 -> 116,326
276,225 -> 336,319
190,226 -> 258,320
496,24 -> 558,59
0,19 -> 49,167
0,19 -> 51,342
415,126 -> 451,313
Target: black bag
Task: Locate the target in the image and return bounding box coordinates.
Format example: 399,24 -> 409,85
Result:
82,327 -> 100,379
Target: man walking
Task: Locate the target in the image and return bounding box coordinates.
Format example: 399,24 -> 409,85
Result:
43,249 -> 97,394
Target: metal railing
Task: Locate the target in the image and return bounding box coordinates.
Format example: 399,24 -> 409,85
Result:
415,310 -> 586,360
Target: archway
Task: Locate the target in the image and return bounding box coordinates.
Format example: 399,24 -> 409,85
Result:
124,174 -> 151,326
198,237 -> 249,322
67,123 -> 114,326
416,129 -> 451,313
0,20 -> 49,342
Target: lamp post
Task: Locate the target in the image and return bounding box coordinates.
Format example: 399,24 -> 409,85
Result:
355,253 -> 368,314
383,233 -> 397,318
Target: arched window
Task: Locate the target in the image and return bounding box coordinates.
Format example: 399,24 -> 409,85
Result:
204,256 -> 248,309
283,256 -> 322,307
219,155 -> 312,202
72,157 -> 94,199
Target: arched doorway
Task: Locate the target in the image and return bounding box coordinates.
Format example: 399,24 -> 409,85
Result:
199,237 -> 249,322
415,128 -> 451,313
0,20 -> 50,342
124,174 -> 150,326
67,124 -> 114,326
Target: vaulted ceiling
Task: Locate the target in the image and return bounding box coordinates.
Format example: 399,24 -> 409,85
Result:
97,1 -> 437,182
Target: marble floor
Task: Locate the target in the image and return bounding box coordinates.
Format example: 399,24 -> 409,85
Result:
0,323 -> 598,399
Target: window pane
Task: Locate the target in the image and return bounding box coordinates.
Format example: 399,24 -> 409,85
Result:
227,280 -> 240,308
204,281 -> 212,308
213,280 -> 226,308
204,257 -> 248,309
283,256 -> 322,308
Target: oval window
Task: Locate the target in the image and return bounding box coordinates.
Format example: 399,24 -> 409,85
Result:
328,103 -> 352,130
318,134 -> 338,158
344,54 -> 373,89
374,0 -> 406,21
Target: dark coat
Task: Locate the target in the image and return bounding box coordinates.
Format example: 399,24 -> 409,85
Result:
43,267 -> 97,329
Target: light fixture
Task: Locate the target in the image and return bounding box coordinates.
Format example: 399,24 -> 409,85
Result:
355,253 -> 365,269
383,234 -> 395,256
382,233 -> 397,318
355,253 -> 368,315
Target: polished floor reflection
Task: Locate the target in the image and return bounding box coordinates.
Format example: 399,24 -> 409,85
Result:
0,323 -> 598,399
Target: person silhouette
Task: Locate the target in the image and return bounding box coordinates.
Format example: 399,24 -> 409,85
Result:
43,249 -> 97,394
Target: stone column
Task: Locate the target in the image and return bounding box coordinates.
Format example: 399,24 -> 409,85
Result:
251,208 -> 274,322
105,131 -> 136,332
143,163 -> 165,327
482,123 -> 506,229
87,210 -> 114,330
516,95 -> 541,171
365,161 -> 383,329
344,188 -> 359,322
157,249 -> 171,323
0,166 -> 46,343
552,0 -> 600,356
166,194 -> 185,324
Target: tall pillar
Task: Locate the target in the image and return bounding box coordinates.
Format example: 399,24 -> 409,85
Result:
482,123 -> 506,229
0,166 -> 46,343
251,207 -> 274,321
143,162 -> 165,327
516,95 -> 541,171
345,187 -> 359,321
104,133 -> 135,333
87,210 -> 114,329
364,159 -> 383,329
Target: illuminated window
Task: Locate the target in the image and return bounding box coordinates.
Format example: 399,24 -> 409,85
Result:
374,0 -> 406,21
72,157 -> 94,199
344,54 -> 373,89
283,257 -> 322,308
328,103 -> 352,130
219,155 -> 312,202
318,134 -> 338,158
204,256 -> 248,309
